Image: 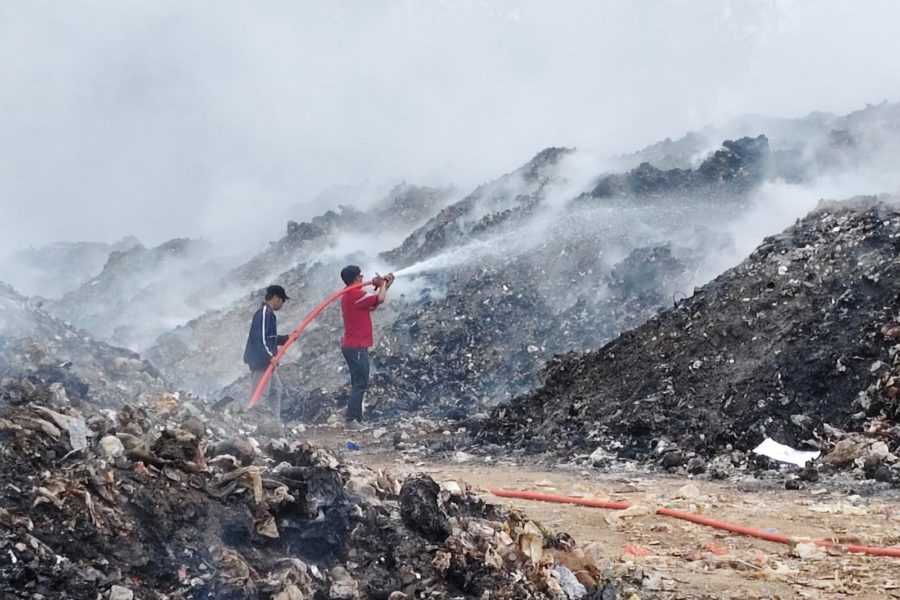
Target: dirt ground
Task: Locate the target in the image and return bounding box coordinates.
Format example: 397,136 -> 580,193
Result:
301,423 -> 900,600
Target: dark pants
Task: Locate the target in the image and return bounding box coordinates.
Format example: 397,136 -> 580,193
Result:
248,369 -> 283,422
342,347 -> 369,422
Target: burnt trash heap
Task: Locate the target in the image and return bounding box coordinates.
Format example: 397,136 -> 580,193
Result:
0,368 -> 628,599
479,196 -> 900,481
227,137 -> 760,427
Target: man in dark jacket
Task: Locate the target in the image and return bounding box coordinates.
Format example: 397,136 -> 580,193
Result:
340,266 -> 393,427
243,285 -> 290,422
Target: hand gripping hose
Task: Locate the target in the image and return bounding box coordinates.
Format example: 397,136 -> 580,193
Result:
490,488 -> 900,558
248,280 -> 373,408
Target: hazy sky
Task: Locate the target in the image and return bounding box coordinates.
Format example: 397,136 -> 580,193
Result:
1,0 -> 898,255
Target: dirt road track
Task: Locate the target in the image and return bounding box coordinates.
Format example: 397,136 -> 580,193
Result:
305,426 -> 900,599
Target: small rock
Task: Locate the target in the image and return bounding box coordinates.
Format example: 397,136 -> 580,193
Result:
181,417 -> 206,438
442,481 -> 463,495
451,450 -> 475,463
108,586 -> 134,600
798,464 -> 819,482
871,464 -> 894,483
596,583 -> 618,600
675,483 -> 701,500
686,456 -> 706,474
329,565 -> 359,599
864,441 -> 893,467
372,428 -> 388,439
660,450 -> 684,469
785,477 -> 804,491
100,435 -> 125,459
823,438 -> 866,466
793,542 -> 825,560
590,447 -> 614,466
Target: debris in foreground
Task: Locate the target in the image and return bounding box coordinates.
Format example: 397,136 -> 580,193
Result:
0,374 -> 627,599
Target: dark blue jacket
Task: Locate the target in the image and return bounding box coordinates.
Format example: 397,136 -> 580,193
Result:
243,303 -> 289,371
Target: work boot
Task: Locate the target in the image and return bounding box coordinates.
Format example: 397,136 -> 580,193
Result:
345,419 -> 364,432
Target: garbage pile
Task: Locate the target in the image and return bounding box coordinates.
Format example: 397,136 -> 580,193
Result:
588,136 -> 771,200
46,238 -> 223,352
382,147 -> 573,267
230,184 -> 452,288
175,134 -> 753,424
223,214 -> 709,426
0,371 -> 627,599
478,196 -> 900,480
0,236 -> 140,299
29,104 -> 900,436
0,282 -> 168,408
147,185 -> 452,396
616,101 -> 900,181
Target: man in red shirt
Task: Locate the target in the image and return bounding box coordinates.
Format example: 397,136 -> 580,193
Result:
340,265 -> 394,426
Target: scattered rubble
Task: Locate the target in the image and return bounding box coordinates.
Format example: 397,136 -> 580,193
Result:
0,282 -> 169,407
0,369 -> 625,599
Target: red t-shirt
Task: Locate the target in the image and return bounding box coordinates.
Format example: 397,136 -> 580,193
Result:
341,287 -> 381,348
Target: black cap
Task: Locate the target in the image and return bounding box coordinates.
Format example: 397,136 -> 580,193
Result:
340,265 -> 361,285
265,285 -> 289,301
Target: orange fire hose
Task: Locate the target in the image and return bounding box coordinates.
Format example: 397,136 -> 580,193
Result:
248,280 -> 374,408
490,488 -> 900,558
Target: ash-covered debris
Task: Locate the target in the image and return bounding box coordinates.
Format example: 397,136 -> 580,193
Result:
0,372 -> 627,599
382,147 -> 573,268
46,238 -> 225,351
589,136 -> 770,200
147,185 -> 453,396
227,228 -> 704,428
144,107 -> 898,431
231,184 -> 452,288
0,282 -> 168,407
617,101 -> 900,182
0,236 -> 140,299
478,196 -> 900,481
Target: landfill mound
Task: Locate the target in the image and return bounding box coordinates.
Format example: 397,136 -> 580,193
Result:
220,203 -> 727,424
0,371 -> 625,600
478,196 -> 900,473
382,147 -> 573,268
146,185 -> 451,395
47,238 -> 232,352
229,183 -> 451,289
588,136 -> 771,200
0,236 -> 140,299
155,136 -> 760,423
0,282 -> 168,407
618,100 -> 900,179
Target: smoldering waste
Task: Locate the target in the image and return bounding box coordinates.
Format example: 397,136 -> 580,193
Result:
0,373 -> 629,600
